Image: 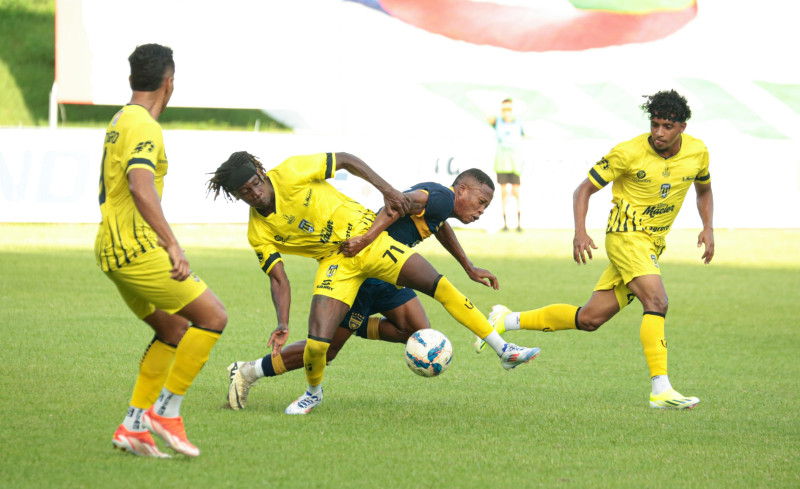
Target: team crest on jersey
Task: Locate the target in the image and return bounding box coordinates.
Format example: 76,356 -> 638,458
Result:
650,254 -> 659,268
660,183 -> 671,198
133,141 -> 155,153
298,219 -> 314,233
348,313 -> 365,331
326,264 -> 338,278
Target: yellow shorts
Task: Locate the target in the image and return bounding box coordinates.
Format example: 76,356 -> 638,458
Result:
105,248 -> 208,319
594,232 -> 666,310
313,231 -> 414,307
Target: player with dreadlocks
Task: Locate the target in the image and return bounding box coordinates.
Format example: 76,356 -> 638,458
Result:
218,166 -> 518,410
476,89 -> 715,410
208,151 -> 541,414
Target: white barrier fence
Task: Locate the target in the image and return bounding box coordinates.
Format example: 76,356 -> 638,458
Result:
1,128 -> 798,229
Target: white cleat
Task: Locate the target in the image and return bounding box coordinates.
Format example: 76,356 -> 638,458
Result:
284,389 -> 323,415
500,343 -> 541,370
226,361 -> 258,410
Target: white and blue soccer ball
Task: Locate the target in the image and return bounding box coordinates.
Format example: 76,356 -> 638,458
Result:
404,329 -> 453,377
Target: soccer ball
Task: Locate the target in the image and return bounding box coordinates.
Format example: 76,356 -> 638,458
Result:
404,329 -> 453,377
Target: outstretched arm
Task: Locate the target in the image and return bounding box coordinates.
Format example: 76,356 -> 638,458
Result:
695,182 -> 715,264
128,168 -> 189,281
335,152 -> 409,218
266,261 -> 291,356
435,222 -> 499,289
572,178 -> 601,265
340,189 -> 428,257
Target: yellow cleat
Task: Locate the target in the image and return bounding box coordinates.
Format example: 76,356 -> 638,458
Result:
649,388 -> 700,410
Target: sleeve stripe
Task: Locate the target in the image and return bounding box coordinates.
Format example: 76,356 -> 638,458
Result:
127,158 -> 156,171
588,168 -> 608,187
325,153 -> 334,179
261,252 -> 282,273
695,173 -> 710,182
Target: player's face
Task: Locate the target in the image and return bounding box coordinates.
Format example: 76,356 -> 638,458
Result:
455,183 -> 494,224
233,174 -> 270,208
649,117 -> 686,156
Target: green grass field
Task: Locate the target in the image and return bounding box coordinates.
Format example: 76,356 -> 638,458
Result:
1,225 -> 798,488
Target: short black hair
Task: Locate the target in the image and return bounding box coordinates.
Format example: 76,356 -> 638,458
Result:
207,151 -> 267,202
128,43 -> 174,92
453,168 -> 494,191
640,89 -> 691,123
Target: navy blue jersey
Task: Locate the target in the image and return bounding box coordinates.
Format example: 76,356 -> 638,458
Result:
385,182 -> 455,248
338,182 -> 455,330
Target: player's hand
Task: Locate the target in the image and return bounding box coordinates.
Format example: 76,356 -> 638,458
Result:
340,235 -> 370,257
267,325 -> 289,356
697,228 -> 715,264
164,242 -> 191,281
467,267 -> 499,290
383,189 -> 410,218
573,231 -> 597,265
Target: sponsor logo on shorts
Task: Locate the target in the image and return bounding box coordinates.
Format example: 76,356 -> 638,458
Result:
326,265 -> 338,278
316,279 -> 334,291
650,254 -> 659,268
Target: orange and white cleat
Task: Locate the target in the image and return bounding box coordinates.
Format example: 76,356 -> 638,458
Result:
112,424 -> 170,458
142,407 -> 200,457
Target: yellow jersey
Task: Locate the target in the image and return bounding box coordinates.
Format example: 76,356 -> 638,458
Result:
587,133 -> 710,239
247,153 -> 376,273
94,104 -> 167,271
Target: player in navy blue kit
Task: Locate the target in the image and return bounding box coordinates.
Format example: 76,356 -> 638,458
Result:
225,168 -> 536,409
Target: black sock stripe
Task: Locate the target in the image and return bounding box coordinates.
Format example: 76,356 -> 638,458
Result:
153,335 -> 179,349
308,334 -> 332,344
643,311 -> 666,318
189,323 -> 223,335
429,274 -> 444,297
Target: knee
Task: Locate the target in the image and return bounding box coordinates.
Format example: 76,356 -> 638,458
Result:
576,311 -> 606,332
208,306 -> 228,332
643,295 -> 669,315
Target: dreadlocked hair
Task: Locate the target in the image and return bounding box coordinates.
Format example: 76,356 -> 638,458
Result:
206,151 -> 267,202
640,89 -> 691,123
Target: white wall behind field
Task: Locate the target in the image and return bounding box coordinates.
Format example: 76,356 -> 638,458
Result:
1,127 -> 797,229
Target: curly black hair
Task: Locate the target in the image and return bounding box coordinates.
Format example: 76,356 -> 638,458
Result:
128,44 -> 174,92
640,90 -> 691,123
207,151 -> 267,202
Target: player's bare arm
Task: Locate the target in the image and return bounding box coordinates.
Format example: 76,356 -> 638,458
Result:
572,178 -> 601,265
435,222 -> 499,289
695,181 -> 715,264
128,167 -> 190,281
340,189 -> 427,257
266,261 -> 291,356
334,152 -> 409,217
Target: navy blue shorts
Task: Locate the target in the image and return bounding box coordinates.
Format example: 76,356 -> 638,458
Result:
339,278 -> 417,331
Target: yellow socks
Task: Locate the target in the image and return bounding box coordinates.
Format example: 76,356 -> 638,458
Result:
640,312 -> 667,378
303,337 -> 331,388
130,337 -> 177,409
519,304 -> 579,332
164,326 -> 221,396
433,276 -> 492,338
